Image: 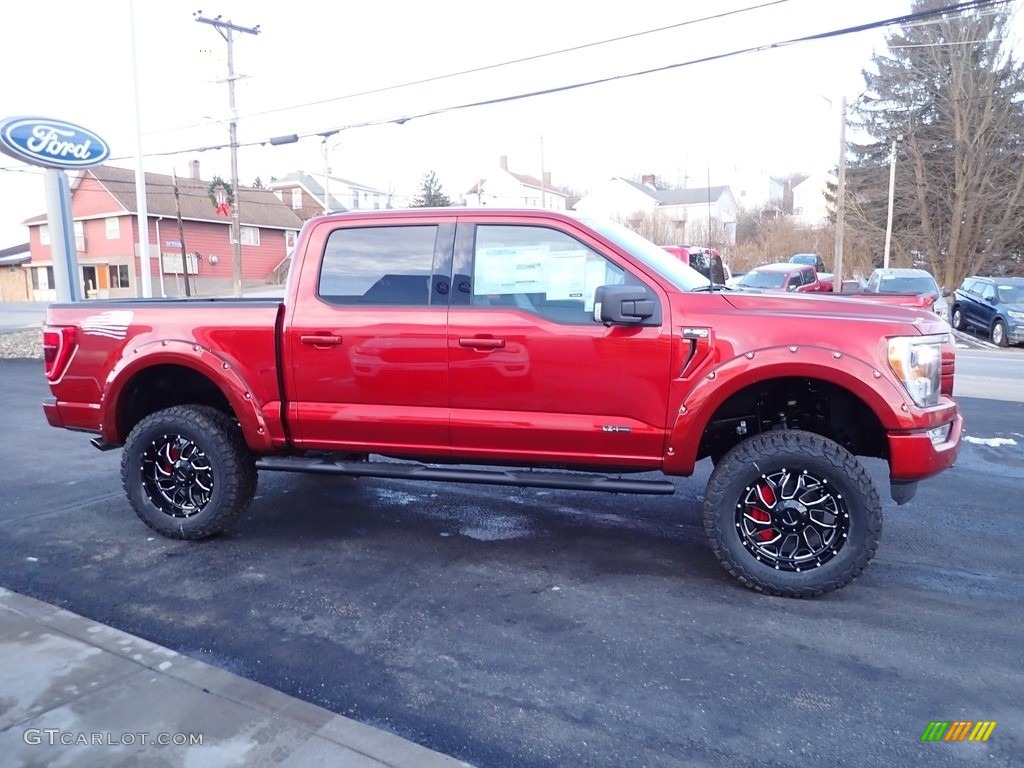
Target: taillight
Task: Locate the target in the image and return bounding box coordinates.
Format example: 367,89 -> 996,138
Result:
43,326 -> 77,382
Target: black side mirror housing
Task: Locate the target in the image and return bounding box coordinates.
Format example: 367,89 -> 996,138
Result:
595,285 -> 657,325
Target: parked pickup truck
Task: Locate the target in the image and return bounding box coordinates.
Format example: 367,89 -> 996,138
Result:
41,209 -> 962,597
849,268 -> 947,319
735,262 -> 834,293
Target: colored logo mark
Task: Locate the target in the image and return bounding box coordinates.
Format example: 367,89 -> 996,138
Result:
921,721 -> 996,742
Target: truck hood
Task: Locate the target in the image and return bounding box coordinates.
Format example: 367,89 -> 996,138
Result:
716,290 -> 950,337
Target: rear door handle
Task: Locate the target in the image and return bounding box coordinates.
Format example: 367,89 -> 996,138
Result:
300,334 -> 342,347
459,337 -> 506,350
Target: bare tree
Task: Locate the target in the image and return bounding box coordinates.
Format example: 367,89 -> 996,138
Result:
848,0 -> 1024,289
616,209 -> 680,245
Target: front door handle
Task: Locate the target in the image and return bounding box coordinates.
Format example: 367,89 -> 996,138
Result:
300,334 -> 342,347
459,337 -> 506,350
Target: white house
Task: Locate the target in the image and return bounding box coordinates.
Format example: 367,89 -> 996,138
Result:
269,171 -> 389,219
573,176 -> 738,244
463,156 -> 568,210
791,174 -> 834,227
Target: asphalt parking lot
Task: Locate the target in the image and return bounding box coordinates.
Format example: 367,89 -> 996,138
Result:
0,357 -> 1021,767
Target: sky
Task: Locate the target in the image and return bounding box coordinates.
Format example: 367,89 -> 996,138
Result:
1,0 -> 1022,246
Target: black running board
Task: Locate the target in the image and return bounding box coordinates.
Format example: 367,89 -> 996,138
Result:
255,456 -> 676,495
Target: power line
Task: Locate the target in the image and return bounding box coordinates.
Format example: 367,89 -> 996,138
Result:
1,0 -> 1015,172
144,0 -> 795,138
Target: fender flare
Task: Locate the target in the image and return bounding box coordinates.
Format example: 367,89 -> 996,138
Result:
663,345 -> 908,474
100,338 -> 274,452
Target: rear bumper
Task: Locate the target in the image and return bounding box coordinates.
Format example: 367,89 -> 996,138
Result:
42,398 -> 102,434
887,408 -> 963,482
42,399 -> 63,428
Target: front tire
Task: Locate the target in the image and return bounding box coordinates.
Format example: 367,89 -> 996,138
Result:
991,320 -> 1008,347
951,306 -> 964,331
121,405 -> 257,540
703,430 -> 882,598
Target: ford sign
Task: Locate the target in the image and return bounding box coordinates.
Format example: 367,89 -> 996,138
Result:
0,116 -> 110,170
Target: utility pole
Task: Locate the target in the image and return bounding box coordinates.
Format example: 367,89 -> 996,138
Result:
195,12 -> 260,297
172,170 -> 191,297
833,96 -> 847,293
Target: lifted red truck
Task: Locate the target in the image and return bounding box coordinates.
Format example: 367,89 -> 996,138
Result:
41,209 -> 962,597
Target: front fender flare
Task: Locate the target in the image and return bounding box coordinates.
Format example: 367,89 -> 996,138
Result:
663,345 -> 908,474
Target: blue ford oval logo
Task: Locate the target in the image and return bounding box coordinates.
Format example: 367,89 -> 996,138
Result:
0,116 -> 110,170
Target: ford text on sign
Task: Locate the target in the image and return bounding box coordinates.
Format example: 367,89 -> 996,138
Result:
0,116 -> 110,169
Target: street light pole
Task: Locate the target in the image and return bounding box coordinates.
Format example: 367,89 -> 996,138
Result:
833,96 -> 847,293
883,135 -> 901,270
195,13 -> 260,297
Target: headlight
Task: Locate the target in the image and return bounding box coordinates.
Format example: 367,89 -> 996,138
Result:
1007,310 -> 1024,320
887,335 -> 943,407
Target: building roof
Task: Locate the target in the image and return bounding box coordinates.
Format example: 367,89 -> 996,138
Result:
269,171 -> 346,211
621,179 -> 732,206
22,165 -> 305,230
0,242 -> 30,266
467,170 -> 568,197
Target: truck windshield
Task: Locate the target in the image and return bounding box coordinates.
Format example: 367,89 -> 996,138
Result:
579,217 -> 711,292
739,271 -> 787,289
878,276 -> 937,294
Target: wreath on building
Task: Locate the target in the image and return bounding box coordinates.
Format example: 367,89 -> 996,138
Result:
208,176 -> 235,217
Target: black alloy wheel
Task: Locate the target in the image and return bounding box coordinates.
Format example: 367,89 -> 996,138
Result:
703,430 -> 882,598
122,405 -> 257,539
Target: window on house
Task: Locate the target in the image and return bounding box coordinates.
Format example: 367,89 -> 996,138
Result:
232,226 -> 260,246
291,188 -> 302,209
351,190 -> 359,209
109,264 -> 130,288
74,221 -> 85,251
105,217 -> 120,239
39,225 -> 50,245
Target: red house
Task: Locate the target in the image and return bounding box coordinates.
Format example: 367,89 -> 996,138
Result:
22,162 -> 304,300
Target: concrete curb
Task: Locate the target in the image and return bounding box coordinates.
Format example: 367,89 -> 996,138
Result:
0,587 -> 472,767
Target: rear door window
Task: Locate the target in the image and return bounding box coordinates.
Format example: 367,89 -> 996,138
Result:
318,225 -> 449,306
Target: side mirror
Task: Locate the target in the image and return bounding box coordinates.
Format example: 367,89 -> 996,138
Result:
594,285 -> 656,325
787,284 -> 797,292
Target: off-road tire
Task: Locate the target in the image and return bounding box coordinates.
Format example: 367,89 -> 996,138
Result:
991,320 -> 1008,347
703,430 -> 882,598
121,405 -> 258,540
951,306 -> 964,331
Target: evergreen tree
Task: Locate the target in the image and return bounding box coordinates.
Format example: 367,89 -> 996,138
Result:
846,0 -> 1024,286
411,171 -> 452,207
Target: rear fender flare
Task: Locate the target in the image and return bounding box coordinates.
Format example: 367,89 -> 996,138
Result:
100,339 -> 273,451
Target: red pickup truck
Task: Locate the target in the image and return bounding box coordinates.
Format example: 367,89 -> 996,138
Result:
735,263 -> 834,293
41,209 -> 962,597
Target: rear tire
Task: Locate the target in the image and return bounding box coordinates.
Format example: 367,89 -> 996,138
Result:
703,430 -> 882,598
991,320 -> 1008,347
121,405 -> 257,540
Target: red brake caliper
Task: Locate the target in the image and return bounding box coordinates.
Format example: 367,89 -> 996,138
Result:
749,483 -> 775,540
161,444 -> 180,474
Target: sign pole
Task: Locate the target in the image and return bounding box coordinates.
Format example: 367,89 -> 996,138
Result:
43,169 -> 81,302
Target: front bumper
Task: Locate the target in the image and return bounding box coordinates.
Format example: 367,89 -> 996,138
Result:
887,408 -> 963,483
1006,320 -> 1024,344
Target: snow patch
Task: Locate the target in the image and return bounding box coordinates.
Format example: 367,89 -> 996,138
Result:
963,436 -> 1018,447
